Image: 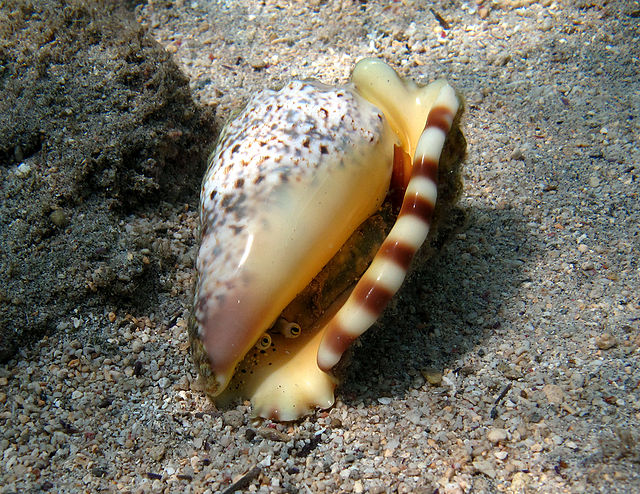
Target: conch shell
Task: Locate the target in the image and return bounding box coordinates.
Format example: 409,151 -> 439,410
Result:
189,58 -> 465,420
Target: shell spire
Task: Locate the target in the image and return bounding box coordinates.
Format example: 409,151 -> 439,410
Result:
317,81 -> 460,372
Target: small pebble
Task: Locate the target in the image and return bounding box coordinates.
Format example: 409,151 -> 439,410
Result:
259,454 -> 272,467
509,148 -> 525,161
421,368 -> 443,386
582,261 -> 595,271
257,427 -> 290,442
249,57 -> 267,70
349,479 -> 363,493
596,333 -> 617,350
487,428 -> 508,443
494,450 -> 508,460
570,372 -> 585,388
543,384 -> 564,404
15,162 -> 32,177
330,418 -> 343,429
529,411 -> 542,423
222,410 -> 244,428
472,459 -> 496,478
149,445 -> 166,462
49,209 -> 69,228
174,375 -> 190,390
511,472 -> 531,490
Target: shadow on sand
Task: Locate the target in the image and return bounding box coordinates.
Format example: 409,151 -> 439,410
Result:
339,203 -> 533,405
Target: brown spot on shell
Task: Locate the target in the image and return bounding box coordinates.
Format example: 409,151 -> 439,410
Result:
221,194 -> 233,209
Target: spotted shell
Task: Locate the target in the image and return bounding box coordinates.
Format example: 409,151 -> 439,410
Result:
189,58 -> 465,420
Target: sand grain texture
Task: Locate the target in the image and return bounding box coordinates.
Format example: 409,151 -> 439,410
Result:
1,0 -> 639,493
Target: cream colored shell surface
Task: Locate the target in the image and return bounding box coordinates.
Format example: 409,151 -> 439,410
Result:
195,79 -> 394,391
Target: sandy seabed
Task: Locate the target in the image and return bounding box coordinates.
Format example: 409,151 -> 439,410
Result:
1,1 -> 639,493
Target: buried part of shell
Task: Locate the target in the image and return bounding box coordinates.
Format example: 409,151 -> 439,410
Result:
189,58 -> 465,421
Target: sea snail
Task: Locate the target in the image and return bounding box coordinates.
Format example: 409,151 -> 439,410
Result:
189,58 -> 466,421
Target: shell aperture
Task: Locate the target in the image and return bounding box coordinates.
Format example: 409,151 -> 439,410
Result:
190,58 -> 464,420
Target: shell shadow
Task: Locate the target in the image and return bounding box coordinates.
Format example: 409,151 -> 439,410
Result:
338,203 -> 532,405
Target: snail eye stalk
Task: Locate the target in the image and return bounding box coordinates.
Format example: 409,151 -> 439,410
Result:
256,334 -> 272,350
274,318 -> 302,338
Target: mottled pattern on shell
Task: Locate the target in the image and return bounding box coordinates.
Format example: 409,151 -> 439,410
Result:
195,80 -> 386,336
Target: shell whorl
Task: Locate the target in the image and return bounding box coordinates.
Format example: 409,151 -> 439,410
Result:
317,83 -> 460,372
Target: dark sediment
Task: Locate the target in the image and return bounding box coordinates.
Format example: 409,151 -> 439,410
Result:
0,0 -> 216,361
